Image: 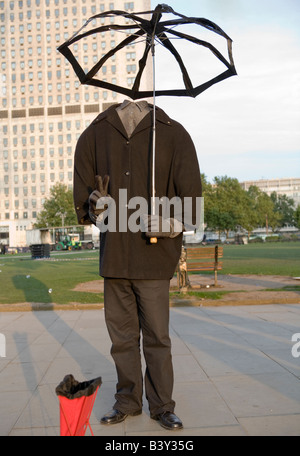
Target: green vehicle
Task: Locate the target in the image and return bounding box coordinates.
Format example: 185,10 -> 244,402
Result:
55,235 -> 82,251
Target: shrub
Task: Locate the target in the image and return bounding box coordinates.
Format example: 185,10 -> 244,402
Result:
249,237 -> 264,243
265,235 -> 281,242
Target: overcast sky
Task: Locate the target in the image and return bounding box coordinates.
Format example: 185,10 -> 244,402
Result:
149,0 -> 300,183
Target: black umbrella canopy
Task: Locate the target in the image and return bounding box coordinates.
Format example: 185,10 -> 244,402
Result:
57,3 -> 237,100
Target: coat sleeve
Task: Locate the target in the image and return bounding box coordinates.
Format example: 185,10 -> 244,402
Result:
172,124 -> 202,230
73,127 -> 96,225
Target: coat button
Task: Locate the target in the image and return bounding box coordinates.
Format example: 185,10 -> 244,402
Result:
125,171 -> 130,176
126,141 -> 130,145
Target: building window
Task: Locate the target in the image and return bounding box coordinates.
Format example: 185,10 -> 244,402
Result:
124,2 -> 134,10
127,64 -> 136,73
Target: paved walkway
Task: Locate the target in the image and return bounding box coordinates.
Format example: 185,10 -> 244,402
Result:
0,303 -> 299,436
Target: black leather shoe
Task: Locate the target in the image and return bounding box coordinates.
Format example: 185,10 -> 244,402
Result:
100,408 -> 142,425
151,411 -> 183,430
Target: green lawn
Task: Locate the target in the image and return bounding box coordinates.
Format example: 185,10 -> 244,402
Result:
221,241 -> 300,276
0,242 -> 299,305
0,250 -> 102,305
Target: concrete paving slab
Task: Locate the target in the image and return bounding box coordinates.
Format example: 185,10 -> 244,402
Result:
260,348 -> 300,377
238,414 -> 300,436
0,390 -> 33,436
192,347 -> 289,377
212,372 -> 300,417
0,304 -> 299,436
12,383 -> 58,430
172,354 -> 208,382
125,425 -> 247,436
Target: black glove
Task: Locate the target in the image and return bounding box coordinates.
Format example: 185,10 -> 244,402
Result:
140,214 -> 183,239
88,175 -> 111,225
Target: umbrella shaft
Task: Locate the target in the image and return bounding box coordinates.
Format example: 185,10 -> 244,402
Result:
151,41 -> 156,216
151,119 -> 156,216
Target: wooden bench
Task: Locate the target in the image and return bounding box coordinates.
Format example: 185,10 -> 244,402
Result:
177,245 -> 223,289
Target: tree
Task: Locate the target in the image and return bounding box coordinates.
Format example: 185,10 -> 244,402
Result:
295,205 -> 300,230
34,183 -> 77,228
270,192 -> 295,227
203,176 -> 255,238
247,186 -> 281,233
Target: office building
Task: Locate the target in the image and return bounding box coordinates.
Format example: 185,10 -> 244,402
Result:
240,178 -> 300,208
0,0 -> 151,247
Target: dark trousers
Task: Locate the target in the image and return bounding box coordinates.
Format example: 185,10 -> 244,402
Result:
103,278 -> 175,416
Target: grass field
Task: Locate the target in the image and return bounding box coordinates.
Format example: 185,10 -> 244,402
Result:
0,250 -> 101,305
0,242 -> 299,305
221,241 -> 300,276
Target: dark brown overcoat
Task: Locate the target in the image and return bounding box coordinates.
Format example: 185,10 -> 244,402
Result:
73,103 -> 202,279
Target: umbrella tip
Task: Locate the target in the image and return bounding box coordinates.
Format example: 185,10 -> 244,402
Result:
155,4 -> 174,14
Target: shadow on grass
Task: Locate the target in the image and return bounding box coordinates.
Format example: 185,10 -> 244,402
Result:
11,271 -> 104,306
13,274 -> 53,304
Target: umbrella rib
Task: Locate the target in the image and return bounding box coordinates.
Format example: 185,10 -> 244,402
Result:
68,9 -> 153,44
58,45 -> 87,84
58,23 -> 141,49
131,39 -> 152,93
86,28 -> 146,80
159,17 -> 232,40
166,28 -> 234,71
192,68 -> 237,96
157,32 -> 194,95
85,78 -> 139,99
80,9 -> 153,25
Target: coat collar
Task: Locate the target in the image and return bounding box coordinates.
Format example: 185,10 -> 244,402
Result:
92,102 -> 172,138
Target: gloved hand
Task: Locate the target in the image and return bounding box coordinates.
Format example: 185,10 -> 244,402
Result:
140,214 -> 183,239
88,175 -> 111,225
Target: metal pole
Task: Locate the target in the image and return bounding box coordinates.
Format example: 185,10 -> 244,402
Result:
150,38 -> 157,244
151,38 -> 156,218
